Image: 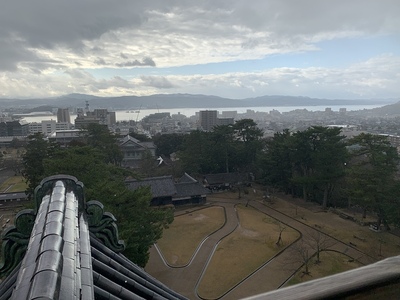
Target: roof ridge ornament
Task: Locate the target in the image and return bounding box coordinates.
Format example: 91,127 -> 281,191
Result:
0,209 -> 36,277
0,175 -> 84,278
86,200 -> 125,253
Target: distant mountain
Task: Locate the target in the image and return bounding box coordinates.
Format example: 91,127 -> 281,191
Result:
0,93 -> 397,111
241,95 -> 395,107
62,93 -> 101,100
369,101 -> 400,116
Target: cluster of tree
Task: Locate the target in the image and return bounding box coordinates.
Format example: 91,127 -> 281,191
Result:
154,122 -> 400,229
154,119 -> 264,175
344,133 -> 400,229
21,119 -> 400,265
261,126 -> 348,207
262,127 -> 400,228
22,124 -> 173,267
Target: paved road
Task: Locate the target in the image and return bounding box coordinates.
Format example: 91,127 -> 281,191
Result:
145,197 -> 376,300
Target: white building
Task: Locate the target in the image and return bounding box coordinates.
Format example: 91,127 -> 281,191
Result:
119,135 -> 156,168
29,120 -> 72,136
48,129 -> 82,146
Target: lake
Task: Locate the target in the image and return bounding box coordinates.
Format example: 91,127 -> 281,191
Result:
20,104 -> 387,123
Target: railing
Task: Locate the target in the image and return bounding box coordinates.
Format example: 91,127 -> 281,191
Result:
242,255 -> 400,300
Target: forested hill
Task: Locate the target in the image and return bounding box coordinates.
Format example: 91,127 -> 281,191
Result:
369,101 -> 400,116
0,93 -> 394,110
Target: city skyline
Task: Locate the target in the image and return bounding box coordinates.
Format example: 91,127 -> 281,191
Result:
0,1 -> 399,100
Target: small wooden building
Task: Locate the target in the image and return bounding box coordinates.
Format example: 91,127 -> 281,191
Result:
125,173 -> 210,207
203,172 -> 251,190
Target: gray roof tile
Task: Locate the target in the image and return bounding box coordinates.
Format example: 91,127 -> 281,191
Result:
203,172 -> 249,185
174,182 -> 210,198
0,175 -> 187,300
126,176 -> 177,198
177,172 -> 198,183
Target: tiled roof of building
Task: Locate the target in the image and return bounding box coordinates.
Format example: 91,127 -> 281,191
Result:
119,135 -> 156,150
0,175 -> 187,300
177,172 -> 198,183
174,182 -> 210,198
119,134 -> 141,144
0,192 -> 28,202
140,142 -> 156,150
203,172 -> 249,185
125,176 -> 177,198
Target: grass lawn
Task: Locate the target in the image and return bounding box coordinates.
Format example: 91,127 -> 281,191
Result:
197,204 -> 300,299
148,188 -> 400,298
0,176 -> 27,193
266,196 -> 400,260
287,250 -> 363,286
156,206 -> 225,266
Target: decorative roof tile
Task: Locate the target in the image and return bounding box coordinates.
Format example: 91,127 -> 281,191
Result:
174,182 -> 210,198
177,172 -> 198,183
126,176 -> 177,198
0,175 -> 187,300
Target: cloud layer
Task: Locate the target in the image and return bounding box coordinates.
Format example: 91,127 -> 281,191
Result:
0,0 -> 399,99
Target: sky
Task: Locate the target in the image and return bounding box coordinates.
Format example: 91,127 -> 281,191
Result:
0,0 -> 399,100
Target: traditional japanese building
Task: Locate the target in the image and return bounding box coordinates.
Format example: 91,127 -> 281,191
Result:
125,174 -> 209,206
119,135 -> 156,168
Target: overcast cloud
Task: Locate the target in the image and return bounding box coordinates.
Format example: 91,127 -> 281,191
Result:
0,0 -> 399,99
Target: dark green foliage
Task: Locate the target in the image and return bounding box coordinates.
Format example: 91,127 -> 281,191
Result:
383,181 -> 400,228
262,126 -> 347,207
138,149 -> 159,177
179,130 -> 214,174
232,119 -> 264,171
87,179 -> 173,267
233,119 -> 263,143
262,128 -> 400,227
22,133 -> 60,197
153,133 -> 185,156
260,129 -> 293,192
22,130 -> 172,267
83,123 -> 123,165
114,186 -> 173,266
346,133 -> 400,228
293,126 -> 347,207
210,125 -> 236,173
10,138 -> 26,148
178,119 -> 264,175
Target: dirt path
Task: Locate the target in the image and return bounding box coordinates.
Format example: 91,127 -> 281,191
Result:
146,201 -> 240,299
222,200 -> 375,299
145,192 -> 396,300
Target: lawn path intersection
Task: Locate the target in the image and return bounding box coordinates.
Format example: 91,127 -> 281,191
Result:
145,193 -> 380,300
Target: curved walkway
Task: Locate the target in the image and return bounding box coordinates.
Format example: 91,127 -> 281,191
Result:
145,200 -> 240,299
145,196 -> 377,300
222,200 -> 374,299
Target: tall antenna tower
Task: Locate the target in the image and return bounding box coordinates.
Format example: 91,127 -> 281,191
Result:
136,104 -> 142,122
85,100 -> 90,113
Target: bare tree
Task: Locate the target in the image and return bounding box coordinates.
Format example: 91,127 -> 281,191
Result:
305,229 -> 337,264
288,239 -> 312,275
284,229 -> 336,278
276,223 -> 286,246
